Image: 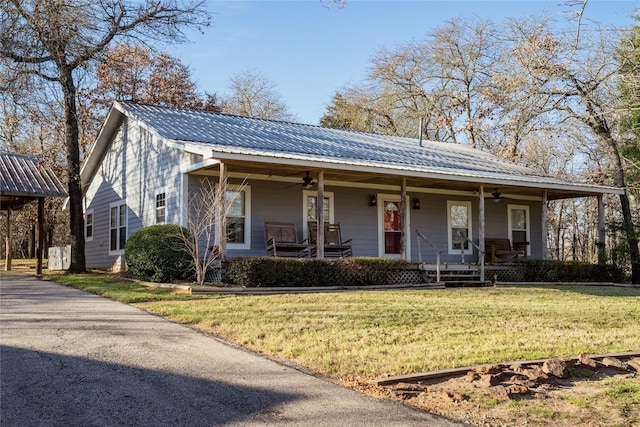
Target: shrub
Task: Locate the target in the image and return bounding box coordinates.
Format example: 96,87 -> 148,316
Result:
223,257 -> 415,287
516,259 -> 627,283
125,224 -> 192,283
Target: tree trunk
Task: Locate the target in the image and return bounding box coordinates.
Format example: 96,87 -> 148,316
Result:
603,133 -> 640,283
61,65 -> 86,273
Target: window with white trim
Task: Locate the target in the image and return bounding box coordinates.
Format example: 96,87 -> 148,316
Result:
508,204 -> 530,255
225,185 -> 251,250
155,192 -> 166,224
447,201 -> 472,255
85,210 -> 94,241
109,202 -> 127,254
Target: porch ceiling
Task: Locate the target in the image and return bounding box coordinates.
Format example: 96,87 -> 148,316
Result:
192,159 -> 610,201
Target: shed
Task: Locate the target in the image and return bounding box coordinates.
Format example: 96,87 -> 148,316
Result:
0,153 -> 67,274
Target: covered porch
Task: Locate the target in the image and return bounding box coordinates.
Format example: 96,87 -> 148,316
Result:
186,156 -> 621,283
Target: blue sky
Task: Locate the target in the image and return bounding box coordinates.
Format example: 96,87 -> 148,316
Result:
166,1 -> 638,125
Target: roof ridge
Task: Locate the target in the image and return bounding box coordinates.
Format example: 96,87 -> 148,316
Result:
116,100 -> 427,142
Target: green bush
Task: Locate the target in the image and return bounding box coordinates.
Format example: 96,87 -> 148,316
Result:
125,224 -> 192,283
516,259 -> 627,283
223,257 -> 415,287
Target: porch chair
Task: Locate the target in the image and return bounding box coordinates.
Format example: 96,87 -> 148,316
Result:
484,238 -> 526,264
308,222 -> 353,258
264,221 -> 311,257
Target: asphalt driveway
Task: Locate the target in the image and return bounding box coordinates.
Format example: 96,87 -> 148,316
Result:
0,272 -> 466,426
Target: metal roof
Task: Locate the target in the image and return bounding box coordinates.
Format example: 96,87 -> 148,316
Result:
0,153 -> 67,209
85,101 -> 620,199
119,101 -> 546,178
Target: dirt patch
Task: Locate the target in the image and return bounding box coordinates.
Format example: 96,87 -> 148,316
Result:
341,355 -> 640,427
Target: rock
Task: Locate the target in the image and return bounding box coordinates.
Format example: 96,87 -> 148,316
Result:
391,382 -> 427,392
474,364 -> 505,375
442,391 -> 467,403
482,373 -> 504,387
523,366 -> 551,384
542,359 -> 570,379
465,371 -> 481,383
601,357 -> 628,371
578,353 -> 598,370
628,359 -> 640,372
511,363 -> 525,373
389,382 -> 427,399
508,374 -> 532,385
506,384 -> 529,396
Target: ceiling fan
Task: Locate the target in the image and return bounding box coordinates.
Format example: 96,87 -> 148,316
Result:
286,171 -> 316,189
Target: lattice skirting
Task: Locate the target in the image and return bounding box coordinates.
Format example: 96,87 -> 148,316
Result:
387,269 -> 426,284
485,267 -> 525,282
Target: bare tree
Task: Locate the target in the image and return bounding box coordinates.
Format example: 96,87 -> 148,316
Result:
0,0 -> 209,273
507,18 -> 640,282
180,177 -> 246,286
222,69 -> 295,121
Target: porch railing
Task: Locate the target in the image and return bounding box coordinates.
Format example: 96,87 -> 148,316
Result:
458,231 -> 485,282
415,229 -> 441,283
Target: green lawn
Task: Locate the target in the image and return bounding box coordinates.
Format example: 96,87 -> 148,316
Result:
45,273 -> 640,379
136,286 -> 640,379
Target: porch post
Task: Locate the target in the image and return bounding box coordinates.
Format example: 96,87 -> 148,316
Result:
541,191 -> 548,260
597,194 -> 606,264
478,186 -> 485,282
316,171 -> 325,258
400,178 -> 407,260
217,162 -> 227,260
4,207 -> 11,271
36,198 -> 44,275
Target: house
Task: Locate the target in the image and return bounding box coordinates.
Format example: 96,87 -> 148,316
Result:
80,101 -> 622,272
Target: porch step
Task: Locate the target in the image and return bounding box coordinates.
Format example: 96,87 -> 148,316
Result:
419,263 -> 491,287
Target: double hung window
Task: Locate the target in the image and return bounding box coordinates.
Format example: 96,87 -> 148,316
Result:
447,201 -> 472,254
109,202 -> 127,254
225,185 -> 250,250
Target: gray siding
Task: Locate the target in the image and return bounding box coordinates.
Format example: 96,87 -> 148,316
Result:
224,178 -> 543,263
84,120 -> 196,269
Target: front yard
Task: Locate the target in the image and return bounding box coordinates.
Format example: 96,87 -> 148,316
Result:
46,273 -> 640,426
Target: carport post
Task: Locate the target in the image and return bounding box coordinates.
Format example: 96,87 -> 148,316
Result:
4,207 -> 11,271
36,198 -> 44,275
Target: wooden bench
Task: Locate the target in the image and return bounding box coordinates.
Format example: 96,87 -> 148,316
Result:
308,222 -> 353,258
264,221 -> 310,257
484,238 -> 526,264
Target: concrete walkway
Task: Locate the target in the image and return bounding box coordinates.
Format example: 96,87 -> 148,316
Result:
0,272 -> 466,427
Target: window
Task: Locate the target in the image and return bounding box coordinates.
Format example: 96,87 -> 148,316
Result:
225,185 -> 250,250
85,210 -> 94,241
302,190 -> 334,237
109,202 -> 127,254
508,205 -> 530,255
155,192 -> 166,224
447,201 -> 472,254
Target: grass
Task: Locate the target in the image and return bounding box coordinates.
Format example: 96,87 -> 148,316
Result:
602,378 -> 640,404
44,273 -> 210,303
137,286 -> 640,378
41,272 -> 640,381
